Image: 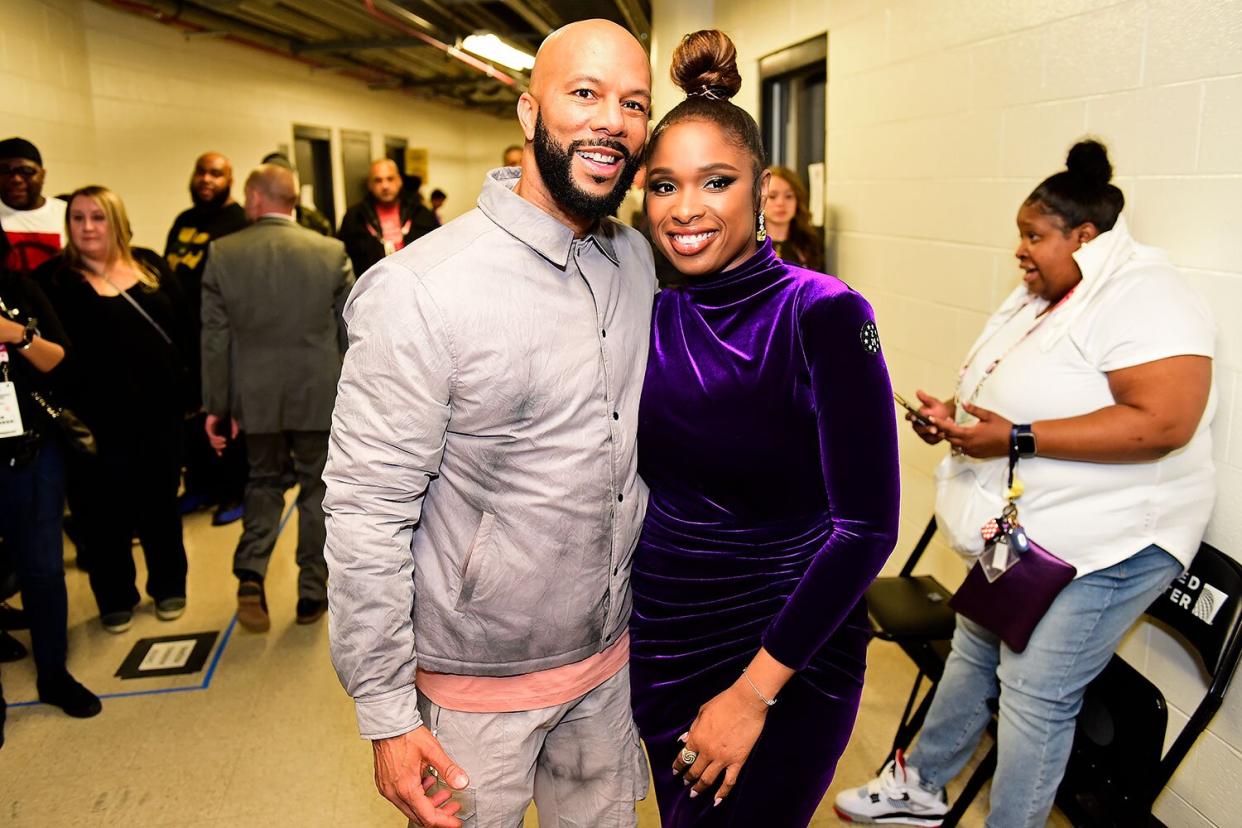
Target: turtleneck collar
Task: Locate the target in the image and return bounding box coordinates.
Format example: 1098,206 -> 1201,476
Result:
681,237 -> 785,297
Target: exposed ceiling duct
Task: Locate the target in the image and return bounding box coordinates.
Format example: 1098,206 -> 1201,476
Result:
95,0 -> 651,116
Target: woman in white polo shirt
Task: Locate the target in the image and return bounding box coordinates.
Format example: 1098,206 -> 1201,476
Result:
835,139 -> 1216,828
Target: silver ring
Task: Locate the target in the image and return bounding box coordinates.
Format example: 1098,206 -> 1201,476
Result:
679,747 -> 699,765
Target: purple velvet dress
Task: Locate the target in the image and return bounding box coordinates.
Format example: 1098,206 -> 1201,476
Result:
630,240 -> 901,826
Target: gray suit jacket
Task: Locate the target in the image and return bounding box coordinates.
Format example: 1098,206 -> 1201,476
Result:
201,215 -> 355,433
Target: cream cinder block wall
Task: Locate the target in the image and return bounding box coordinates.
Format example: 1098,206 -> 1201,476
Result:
2,0 -> 522,251
651,1 -> 1242,826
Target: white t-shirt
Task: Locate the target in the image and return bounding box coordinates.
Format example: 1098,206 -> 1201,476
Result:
1,197 -> 66,274
936,217 -> 1216,575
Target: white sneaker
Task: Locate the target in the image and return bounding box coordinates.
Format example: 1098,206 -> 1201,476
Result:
833,750 -> 948,826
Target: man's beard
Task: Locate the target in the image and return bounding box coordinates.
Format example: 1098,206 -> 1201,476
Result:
532,113 -> 638,223
190,183 -> 230,210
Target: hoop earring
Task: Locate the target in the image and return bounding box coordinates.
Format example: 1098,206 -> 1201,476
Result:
756,212 -> 767,242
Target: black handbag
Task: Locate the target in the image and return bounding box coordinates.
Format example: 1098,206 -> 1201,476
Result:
28,389 -> 96,456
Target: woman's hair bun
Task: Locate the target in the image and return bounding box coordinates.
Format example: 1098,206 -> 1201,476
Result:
671,30 -> 742,101
1065,139 -> 1113,187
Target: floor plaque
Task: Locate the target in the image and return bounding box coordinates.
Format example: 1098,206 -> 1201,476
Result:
115,631 -> 220,679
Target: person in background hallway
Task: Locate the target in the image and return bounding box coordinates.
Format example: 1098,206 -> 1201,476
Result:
0,138 -> 82,567
502,144 -> 523,168
620,163 -> 647,230
337,159 -> 437,278
202,164 -> 354,633
40,186 -> 191,634
261,152 -> 333,237
834,140 -> 1215,828
323,19 -> 653,828
164,152 -> 249,527
430,188 -> 446,225
765,165 -> 824,272
0,229 -> 101,734
629,31 -> 899,827
0,138 -> 66,277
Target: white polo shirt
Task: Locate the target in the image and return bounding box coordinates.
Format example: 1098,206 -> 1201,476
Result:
936,217 -> 1216,576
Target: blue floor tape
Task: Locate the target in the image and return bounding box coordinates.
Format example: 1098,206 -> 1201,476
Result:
7,500 -> 296,709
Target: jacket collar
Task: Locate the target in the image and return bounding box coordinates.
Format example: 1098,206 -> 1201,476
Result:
476,167 -> 619,268
1039,215 -> 1163,349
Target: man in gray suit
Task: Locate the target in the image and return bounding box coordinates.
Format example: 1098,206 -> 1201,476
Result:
202,164 -> 355,632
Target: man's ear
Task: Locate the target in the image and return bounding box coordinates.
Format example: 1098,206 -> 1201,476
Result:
517,93 -> 538,142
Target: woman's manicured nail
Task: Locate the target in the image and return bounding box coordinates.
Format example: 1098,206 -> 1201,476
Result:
689,790 -> 698,799
714,798 -> 723,807
677,732 -> 688,743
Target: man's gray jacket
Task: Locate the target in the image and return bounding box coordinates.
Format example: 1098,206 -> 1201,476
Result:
201,215 -> 355,433
322,169 -> 655,739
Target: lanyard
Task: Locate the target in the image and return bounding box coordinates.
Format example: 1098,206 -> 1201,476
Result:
956,286 -> 1077,407
368,218 -> 412,239
0,295 -> 10,381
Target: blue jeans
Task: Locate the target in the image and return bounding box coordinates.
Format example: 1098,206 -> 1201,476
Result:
907,544 -> 1181,828
0,438 -> 69,673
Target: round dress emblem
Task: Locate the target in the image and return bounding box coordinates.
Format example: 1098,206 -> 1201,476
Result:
859,321 -> 881,354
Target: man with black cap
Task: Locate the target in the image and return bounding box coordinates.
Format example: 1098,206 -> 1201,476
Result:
164,152 -> 249,526
0,137 -> 66,276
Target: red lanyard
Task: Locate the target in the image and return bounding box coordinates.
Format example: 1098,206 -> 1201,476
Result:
957,286 -> 1078,406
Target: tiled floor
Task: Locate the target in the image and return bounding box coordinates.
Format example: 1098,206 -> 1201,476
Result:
0,494 -> 1067,826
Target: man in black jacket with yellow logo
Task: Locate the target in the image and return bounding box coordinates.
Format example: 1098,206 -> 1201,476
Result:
337,159 -> 437,277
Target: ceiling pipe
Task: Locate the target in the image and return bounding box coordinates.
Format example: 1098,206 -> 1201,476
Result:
499,0 -> 557,36
95,0 -> 515,110
612,0 -> 651,46
98,1 -> 421,90
362,0 -> 522,88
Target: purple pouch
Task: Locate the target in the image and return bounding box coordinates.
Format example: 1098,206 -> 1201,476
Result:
950,529 -> 1077,653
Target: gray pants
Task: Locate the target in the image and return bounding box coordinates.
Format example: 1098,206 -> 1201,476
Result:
414,665 -> 648,828
232,430 -> 329,600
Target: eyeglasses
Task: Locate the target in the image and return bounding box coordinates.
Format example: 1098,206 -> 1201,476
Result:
0,164 -> 42,178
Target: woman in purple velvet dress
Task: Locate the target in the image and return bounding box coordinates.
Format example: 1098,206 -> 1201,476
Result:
629,31 -> 901,827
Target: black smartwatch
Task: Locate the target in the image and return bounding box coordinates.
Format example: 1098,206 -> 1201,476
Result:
18,317 -> 38,350
1011,423 -> 1037,458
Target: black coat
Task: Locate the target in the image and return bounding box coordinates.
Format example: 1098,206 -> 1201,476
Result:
337,195 -> 437,277
38,248 -> 193,437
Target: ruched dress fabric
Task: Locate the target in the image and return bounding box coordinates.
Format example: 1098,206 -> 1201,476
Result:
630,240 -> 901,827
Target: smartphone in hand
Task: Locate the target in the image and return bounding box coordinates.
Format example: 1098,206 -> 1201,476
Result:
893,392 -> 934,428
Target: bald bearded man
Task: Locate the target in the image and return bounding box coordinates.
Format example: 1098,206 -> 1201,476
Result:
166,152 -> 251,525
323,19 -> 655,828
338,158 -> 438,278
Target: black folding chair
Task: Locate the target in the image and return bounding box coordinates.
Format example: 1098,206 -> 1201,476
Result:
942,541 -> 1242,827
863,515 -> 958,770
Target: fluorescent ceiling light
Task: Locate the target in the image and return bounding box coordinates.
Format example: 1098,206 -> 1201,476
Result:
461,33 -> 535,72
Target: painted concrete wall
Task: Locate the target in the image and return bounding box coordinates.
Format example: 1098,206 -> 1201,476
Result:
2,0 -> 522,250
650,1 -> 1242,825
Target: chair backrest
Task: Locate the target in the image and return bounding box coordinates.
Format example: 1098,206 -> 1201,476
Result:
1056,543 -> 1242,823
899,515 -> 939,577
1057,656 -> 1168,825
1145,542 -> 1242,679
1143,542 -> 1242,808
